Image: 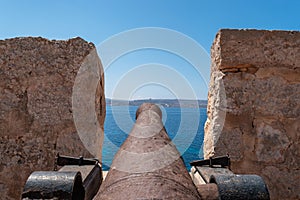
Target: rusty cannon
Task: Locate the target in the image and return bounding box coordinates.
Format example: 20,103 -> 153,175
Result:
22,103 -> 270,199
95,103 -> 201,199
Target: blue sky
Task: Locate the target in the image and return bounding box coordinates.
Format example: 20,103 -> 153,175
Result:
1,0 -> 299,99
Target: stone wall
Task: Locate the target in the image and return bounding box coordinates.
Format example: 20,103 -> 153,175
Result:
204,29 -> 300,200
0,37 -> 105,199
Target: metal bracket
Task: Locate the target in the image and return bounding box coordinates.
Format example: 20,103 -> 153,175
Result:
56,153 -> 99,167
190,155 -> 230,169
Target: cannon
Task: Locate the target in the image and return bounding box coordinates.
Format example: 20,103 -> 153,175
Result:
94,103 -> 201,199
22,154 -> 103,200
190,155 -> 270,200
22,103 -> 270,199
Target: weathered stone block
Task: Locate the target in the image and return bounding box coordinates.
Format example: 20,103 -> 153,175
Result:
204,29 -> 300,200
0,37 -> 105,199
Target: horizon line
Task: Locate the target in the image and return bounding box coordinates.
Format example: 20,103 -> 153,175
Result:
105,98 -> 208,101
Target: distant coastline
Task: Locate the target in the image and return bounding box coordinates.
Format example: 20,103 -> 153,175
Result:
106,98 -> 207,108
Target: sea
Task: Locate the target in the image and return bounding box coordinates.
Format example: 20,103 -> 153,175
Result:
102,105 -> 207,171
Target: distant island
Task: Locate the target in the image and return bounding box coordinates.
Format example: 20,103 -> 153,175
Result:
106,98 -> 207,108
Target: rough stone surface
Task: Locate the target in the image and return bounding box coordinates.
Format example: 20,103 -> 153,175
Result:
204,29 -> 300,200
0,37 -> 105,199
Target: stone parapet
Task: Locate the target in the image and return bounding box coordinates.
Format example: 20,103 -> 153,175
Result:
204,29 -> 300,200
0,37 -> 105,199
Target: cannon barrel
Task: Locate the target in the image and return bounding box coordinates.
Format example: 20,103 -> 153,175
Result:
22,171 -> 85,199
95,103 -> 201,199
22,155 -> 103,200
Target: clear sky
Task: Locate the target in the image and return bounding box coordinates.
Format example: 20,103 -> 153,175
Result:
1,0 -> 299,100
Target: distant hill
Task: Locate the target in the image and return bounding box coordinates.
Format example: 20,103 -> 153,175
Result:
106,98 -> 207,108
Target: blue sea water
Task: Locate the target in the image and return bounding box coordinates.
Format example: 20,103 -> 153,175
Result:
102,105 -> 207,171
